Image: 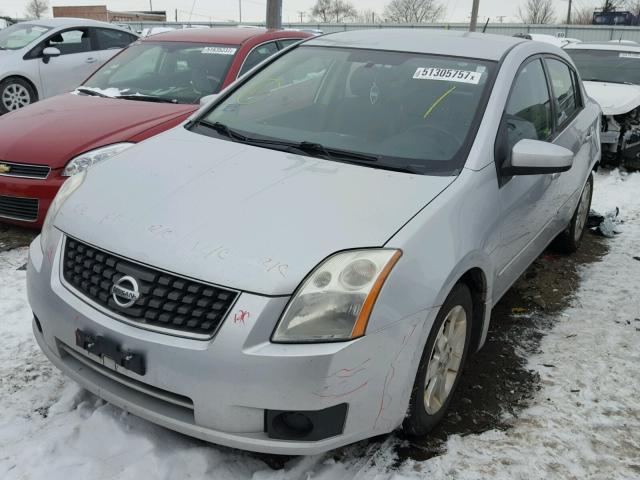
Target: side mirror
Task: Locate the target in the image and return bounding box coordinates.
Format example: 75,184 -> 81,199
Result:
199,93 -> 219,106
503,139 -> 573,176
42,46 -> 61,63
43,46 -> 61,58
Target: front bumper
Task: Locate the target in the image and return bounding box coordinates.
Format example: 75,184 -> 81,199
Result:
27,234 -> 431,455
0,172 -> 64,227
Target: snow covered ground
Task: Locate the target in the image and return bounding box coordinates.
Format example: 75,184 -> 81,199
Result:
1,170 -> 639,480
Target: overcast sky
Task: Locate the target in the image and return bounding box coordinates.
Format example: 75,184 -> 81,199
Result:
0,0 -> 604,24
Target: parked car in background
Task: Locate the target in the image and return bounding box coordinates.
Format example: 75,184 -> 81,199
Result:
513,33 -> 580,48
565,41 -> 640,168
0,18 -> 138,114
0,27 -> 311,226
28,29 -> 599,455
140,26 -> 175,37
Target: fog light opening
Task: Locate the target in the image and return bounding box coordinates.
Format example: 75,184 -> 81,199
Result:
272,412 -> 314,439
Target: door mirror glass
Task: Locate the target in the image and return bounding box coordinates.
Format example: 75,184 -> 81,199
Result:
506,139 -> 573,175
42,46 -> 61,58
200,93 -> 219,106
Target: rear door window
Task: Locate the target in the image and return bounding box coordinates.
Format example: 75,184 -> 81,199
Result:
96,28 -> 136,50
545,58 -> 581,128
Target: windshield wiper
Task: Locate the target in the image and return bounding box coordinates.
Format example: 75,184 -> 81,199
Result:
76,87 -> 112,98
582,78 -> 635,85
193,120 -> 381,163
116,94 -> 177,104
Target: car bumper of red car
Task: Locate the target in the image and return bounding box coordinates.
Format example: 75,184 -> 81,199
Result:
0,171 -> 65,228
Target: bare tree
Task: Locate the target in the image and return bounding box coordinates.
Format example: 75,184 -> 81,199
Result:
310,0 -> 332,22
624,0 -> 640,13
25,0 -> 48,19
572,5 -> 594,24
384,0 -> 445,23
518,0 -> 555,24
601,0 -> 620,12
357,8 -> 378,23
310,0 -> 357,22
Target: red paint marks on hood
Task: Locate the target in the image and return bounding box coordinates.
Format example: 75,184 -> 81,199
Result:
0,93 -> 196,169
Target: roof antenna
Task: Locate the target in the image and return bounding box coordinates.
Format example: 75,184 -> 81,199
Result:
482,17 -> 490,33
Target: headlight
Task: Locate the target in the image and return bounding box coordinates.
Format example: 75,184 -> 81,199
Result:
62,143 -> 134,176
40,170 -> 86,252
272,249 -> 402,343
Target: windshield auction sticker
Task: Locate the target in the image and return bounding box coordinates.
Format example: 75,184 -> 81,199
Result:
201,47 -> 237,55
413,67 -> 482,84
619,52 -> 640,59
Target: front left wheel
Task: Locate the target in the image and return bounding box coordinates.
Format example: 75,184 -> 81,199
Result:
403,283 -> 473,436
0,77 -> 37,115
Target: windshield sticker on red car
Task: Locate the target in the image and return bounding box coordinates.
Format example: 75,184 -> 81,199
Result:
201,47 -> 237,55
413,67 -> 482,84
619,52 -> 640,59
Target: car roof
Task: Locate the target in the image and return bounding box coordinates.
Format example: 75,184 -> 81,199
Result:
20,17 -> 128,29
565,41 -> 640,52
144,27 -> 311,45
305,29 -> 525,61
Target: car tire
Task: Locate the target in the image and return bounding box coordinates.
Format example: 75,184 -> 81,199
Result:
0,77 -> 37,114
556,173 -> 593,254
403,283 -> 473,436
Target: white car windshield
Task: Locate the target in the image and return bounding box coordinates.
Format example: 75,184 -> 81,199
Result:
0,23 -> 51,50
83,41 -> 239,104
193,46 -> 496,174
566,49 -> 640,85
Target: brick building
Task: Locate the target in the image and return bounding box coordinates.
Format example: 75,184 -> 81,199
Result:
52,5 -> 166,22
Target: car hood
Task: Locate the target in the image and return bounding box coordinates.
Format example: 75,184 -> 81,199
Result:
0,93 -> 195,168
56,127 -> 456,296
583,80 -> 640,115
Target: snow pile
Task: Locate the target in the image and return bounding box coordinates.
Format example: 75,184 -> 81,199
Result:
0,170 -> 639,479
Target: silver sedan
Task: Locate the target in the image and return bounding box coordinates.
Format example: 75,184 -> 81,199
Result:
28,29 -> 600,454
0,18 -> 138,114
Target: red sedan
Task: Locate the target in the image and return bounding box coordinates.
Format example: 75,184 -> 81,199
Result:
0,27 -> 311,227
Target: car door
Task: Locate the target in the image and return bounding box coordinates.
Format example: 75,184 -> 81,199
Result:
94,27 -> 138,63
493,57 -> 559,300
542,56 -> 595,230
37,28 -> 100,98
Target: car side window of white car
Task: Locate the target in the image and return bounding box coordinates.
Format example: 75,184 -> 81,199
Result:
45,29 -> 93,55
544,58 -> 582,130
504,58 -> 553,150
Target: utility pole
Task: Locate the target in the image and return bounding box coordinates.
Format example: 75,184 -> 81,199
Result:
297,10 -> 304,22
266,0 -> 282,29
469,0 -> 480,32
149,0 -> 153,12
239,0 -> 242,23
175,8 -> 177,21
566,0 -> 572,24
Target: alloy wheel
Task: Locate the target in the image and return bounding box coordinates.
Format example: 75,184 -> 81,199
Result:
2,84 -> 31,111
423,305 -> 467,415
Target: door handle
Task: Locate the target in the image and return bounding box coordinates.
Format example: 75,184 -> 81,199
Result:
85,57 -> 98,64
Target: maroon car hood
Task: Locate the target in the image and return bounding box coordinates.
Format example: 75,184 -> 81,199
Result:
0,94 -> 196,169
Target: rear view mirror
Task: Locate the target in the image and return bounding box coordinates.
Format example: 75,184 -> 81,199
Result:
42,47 -> 61,58
504,139 -> 573,176
200,93 -> 219,106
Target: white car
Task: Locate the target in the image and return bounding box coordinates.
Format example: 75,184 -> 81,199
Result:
565,41 -> 640,168
0,18 -> 138,114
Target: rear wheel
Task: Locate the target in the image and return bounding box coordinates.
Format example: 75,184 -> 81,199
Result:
556,173 -> 593,254
0,77 -> 37,114
403,283 -> 472,436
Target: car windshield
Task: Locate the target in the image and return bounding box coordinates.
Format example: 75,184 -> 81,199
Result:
566,49 -> 640,85
83,41 -> 239,104
193,46 -> 496,175
0,23 -> 51,50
